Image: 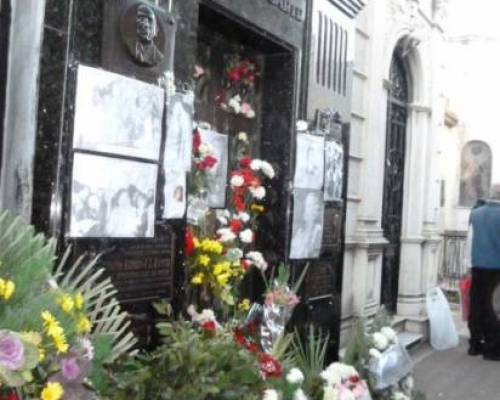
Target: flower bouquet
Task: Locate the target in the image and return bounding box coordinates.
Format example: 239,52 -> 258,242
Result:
320,362 -> 372,400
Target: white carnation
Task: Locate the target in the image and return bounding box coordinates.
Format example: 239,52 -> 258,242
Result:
246,109 -> 256,119
250,159 -> 262,171
230,174 -> 245,187
187,305 -> 216,324
369,348 -> 382,360
286,368 -> 305,384
229,95 -> 241,114
237,212 -> 250,223
381,326 -> 398,343
239,228 -> 254,243
263,389 -> 280,400
293,388 -> 308,400
372,332 -> 389,351
246,251 -> 268,271
250,186 -> 266,200
259,161 -> 275,179
217,228 -> 236,243
238,131 -> 248,142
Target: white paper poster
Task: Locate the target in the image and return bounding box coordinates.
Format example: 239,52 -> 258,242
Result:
163,168 -> 186,219
294,133 -> 325,190
324,140 -> 344,201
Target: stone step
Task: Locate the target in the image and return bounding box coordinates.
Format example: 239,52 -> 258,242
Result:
398,331 -> 424,352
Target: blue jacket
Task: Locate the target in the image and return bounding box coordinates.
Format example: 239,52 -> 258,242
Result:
471,201 -> 500,270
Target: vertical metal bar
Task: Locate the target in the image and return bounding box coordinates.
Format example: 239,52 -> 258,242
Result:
327,17 -> 333,89
316,11 -> 323,85
333,23 -> 338,93
322,13 -> 328,87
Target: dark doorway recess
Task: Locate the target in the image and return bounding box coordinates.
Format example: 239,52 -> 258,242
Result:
381,51 -> 408,313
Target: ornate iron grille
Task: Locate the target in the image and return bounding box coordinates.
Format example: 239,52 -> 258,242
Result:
381,53 -> 408,313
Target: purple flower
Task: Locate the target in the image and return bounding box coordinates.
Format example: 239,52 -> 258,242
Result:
0,331 -> 24,371
61,357 -> 82,381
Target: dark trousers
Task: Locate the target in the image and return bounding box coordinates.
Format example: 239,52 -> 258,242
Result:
468,267 -> 500,355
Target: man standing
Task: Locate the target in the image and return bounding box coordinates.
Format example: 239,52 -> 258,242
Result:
466,185 -> 500,360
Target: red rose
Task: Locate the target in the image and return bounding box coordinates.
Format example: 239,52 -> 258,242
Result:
350,375 -> 360,384
239,156 -> 252,168
229,219 -> 243,234
259,353 -> 283,379
196,161 -> 207,171
228,68 -> 241,82
184,229 -> 195,256
204,155 -> 218,169
202,320 -> 216,332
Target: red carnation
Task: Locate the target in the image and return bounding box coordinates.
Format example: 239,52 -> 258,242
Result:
204,155 -> 218,169
202,320 -> 216,332
240,156 -> 252,168
245,341 -> 259,354
234,195 -> 246,212
233,328 -> 246,345
229,219 -> 243,234
259,353 -> 283,379
184,229 -> 195,256
350,375 -> 360,384
228,68 -> 241,82
193,130 -> 201,153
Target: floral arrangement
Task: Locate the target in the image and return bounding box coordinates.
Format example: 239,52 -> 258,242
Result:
216,55 -> 259,119
320,362 -> 371,400
184,130 -> 275,309
0,211 -> 135,400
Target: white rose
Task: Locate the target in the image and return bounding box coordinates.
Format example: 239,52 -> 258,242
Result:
250,186 -> 266,200
229,96 -> 241,114
246,109 -> 256,119
322,386 -> 338,400
286,368 -> 305,384
381,327 -> 398,343
372,332 -> 389,351
250,159 -> 263,171
263,389 -> 280,400
369,348 -> 382,360
230,175 -> 245,187
237,212 -> 250,223
239,229 -> 254,243
293,388 -> 308,400
296,120 -> 308,132
320,365 -> 341,386
217,228 -> 236,243
238,132 -> 248,142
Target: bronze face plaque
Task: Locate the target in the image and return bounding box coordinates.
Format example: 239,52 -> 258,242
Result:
102,0 -> 176,82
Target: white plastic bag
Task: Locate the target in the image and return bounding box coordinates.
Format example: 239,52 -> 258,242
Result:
426,287 -> 459,350
368,343 -> 413,390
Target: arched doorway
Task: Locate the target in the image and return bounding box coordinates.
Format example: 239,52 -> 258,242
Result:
381,50 -> 409,313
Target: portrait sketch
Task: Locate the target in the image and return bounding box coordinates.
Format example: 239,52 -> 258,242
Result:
290,189 -> 325,260
163,168 -> 186,220
199,129 -> 229,208
164,91 -> 195,171
122,3 -> 165,67
324,139 -> 344,201
459,140 -> 492,207
294,133 -> 325,190
73,65 -> 164,161
70,153 -> 158,238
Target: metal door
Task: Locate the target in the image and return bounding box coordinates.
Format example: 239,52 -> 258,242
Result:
381,53 -> 408,313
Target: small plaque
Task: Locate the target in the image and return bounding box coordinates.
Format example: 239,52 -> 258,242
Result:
304,260 -> 336,298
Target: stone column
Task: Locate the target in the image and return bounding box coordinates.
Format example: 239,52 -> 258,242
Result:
0,0 -> 46,221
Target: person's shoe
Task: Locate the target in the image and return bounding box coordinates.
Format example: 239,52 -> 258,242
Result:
468,342 -> 483,356
483,352 -> 500,361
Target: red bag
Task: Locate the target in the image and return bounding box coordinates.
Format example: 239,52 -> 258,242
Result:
459,276 -> 471,322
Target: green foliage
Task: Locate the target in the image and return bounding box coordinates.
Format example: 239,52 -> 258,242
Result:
103,320 -> 264,400
370,306 -> 393,333
342,319 -> 369,374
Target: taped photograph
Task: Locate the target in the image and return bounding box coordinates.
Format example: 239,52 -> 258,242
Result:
164,91 -> 195,171
163,168 -> 186,219
324,139 -> 344,201
289,189 -> 325,259
73,65 -> 164,160
294,133 -> 325,190
70,152 -> 158,238
199,129 -> 229,208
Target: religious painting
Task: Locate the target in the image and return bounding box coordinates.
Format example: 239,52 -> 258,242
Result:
163,168 -> 186,219
73,65 -> 163,161
69,153 -> 157,238
164,91 -> 194,171
198,129 -> 229,208
324,139 -> 344,201
459,140 -> 492,207
290,189 -> 325,259
294,133 -> 325,191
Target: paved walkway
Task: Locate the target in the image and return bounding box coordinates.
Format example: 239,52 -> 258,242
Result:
414,309 -> 500,400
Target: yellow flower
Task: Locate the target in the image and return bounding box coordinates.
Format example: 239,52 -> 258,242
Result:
52,332 -> 69,353
191,273 -> 204,285
216,273 -> 230,287
3,280 -> 14,300
199,239 -> 223,254
76,316 -> 92,335
41,381 -> 64,400
250,204 -> 265,213
41,311 -> 58,330
238,298 -> 251,312
197,254 -> 211,267
38,346 -> 46,362
58,294 -> 74,314
193,237 -> 200,248
74,293 -> 84,311
213,262 -> 231,276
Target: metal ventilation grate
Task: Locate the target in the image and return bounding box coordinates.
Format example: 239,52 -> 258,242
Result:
315,10 -> 349,96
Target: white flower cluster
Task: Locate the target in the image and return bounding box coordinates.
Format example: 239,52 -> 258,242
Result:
261,368 -> 307,400
249,186 -> 266,200
370,326 -> 398,356
217,228 -> 236,243
239,228 -> 254,243
198,143 -> 215,158
216,209 -> 231,226
320,362 -> 358,387
245,251 -> 268,271
187,305 -> 217,325
250,159 -> 275,179
230,174 -> 245,187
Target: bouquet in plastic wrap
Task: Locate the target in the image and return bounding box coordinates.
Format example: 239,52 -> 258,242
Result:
320,362 -> 372,400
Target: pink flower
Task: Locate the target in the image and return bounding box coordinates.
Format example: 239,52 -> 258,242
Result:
0,331 -> 24,371
61,357 -> 82,381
